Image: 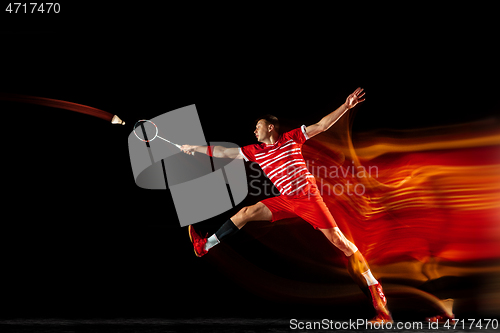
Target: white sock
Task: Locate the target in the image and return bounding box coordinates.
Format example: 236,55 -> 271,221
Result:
204,234 -> 220,251
362,269 -> 378,286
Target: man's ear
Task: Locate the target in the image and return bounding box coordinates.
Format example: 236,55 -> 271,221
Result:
268,124 -> 274,132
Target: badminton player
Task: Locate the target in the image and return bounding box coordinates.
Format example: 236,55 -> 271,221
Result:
181,88 -> 392,322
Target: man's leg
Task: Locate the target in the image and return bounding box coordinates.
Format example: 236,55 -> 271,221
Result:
188,202 -> 272,257
230,202 -> 273,229
318,227 -> 392,322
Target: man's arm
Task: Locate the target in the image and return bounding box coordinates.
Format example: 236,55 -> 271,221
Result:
179,144 -> 243,159
305,87 -> 365,139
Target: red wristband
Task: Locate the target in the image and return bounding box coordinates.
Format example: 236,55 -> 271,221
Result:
206,145 -> 214,157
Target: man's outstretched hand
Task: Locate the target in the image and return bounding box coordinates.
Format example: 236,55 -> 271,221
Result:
344,87 -> 366,109
180,144 -> 198,155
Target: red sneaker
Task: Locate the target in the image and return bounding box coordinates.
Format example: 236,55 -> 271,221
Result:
427,299 -> 455,323
188,225 -> 208,257
426,312 -> 455,324
368,283 -> 387,311
369,310 -> 393,324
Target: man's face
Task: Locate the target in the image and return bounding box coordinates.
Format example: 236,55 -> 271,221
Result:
254,119 -> 270,142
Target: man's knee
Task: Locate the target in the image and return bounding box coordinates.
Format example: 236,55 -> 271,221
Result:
239,203 -> 270,221
236,206 -> 251,219
238,204 -> 258,219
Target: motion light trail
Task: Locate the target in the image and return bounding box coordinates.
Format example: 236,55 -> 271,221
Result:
0,92 -> 125,125
306,118 -> 500,265
208,113 -> 500,315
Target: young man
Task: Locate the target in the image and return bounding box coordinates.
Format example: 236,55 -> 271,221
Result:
180,88 -> 392,322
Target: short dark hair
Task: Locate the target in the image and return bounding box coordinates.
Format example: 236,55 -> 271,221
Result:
255,114 -> 280,133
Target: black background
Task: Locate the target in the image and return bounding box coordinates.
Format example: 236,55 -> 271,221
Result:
1,3 -> 499,320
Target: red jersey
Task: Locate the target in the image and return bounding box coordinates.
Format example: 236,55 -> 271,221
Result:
239,125 -> 316,196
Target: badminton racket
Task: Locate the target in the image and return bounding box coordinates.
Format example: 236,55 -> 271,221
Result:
133,120 -> 194,155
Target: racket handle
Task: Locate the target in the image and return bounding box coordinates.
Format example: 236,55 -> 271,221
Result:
177,145 -> 194,155
168,140 -> 192,154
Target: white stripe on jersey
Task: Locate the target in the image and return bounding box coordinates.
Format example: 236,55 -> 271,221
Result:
255,143 -> 300,164
282,178 -> 307,193
255,140 -> 294,157
285,179 -> 310,195
273,166 -> 308,187
266,158 -> 306,179
260,148 -> 302,168
271,161 -> 308,182
282,174 -> 315,195
243,126 -> 314,196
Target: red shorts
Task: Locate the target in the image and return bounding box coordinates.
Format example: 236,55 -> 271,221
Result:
261,185 -> 337,229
